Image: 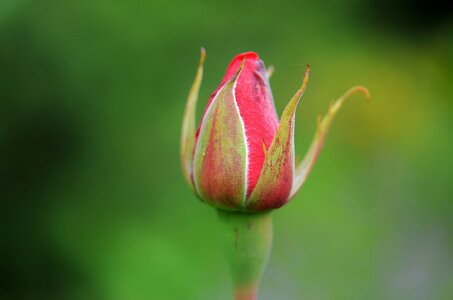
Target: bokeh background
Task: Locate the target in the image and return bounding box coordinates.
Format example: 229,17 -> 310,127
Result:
1,0 -> 452,299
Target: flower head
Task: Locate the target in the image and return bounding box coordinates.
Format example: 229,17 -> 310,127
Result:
181,49 -> 369,211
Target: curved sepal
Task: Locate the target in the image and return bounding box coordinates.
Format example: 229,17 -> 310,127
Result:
181,48 -> 206,189
265,66 -> 274,79
247,65 -> 310,210
193,61 -> 248,209
289,86 -> 370,199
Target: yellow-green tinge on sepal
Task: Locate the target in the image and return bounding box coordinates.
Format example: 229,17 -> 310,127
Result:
193,61 -> 249,209
289,86 -> 370,199
247,65 -> 310,210
181,48 -> 206,189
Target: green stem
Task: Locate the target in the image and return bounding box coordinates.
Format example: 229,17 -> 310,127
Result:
217,210 -> 273,300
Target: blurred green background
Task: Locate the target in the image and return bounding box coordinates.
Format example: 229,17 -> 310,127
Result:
0,0 -> 452,299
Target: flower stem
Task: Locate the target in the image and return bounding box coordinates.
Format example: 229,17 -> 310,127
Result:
217,210 -> 273,300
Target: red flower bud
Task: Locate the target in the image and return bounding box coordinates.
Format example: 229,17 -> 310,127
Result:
195,52 -> 279,198
181,49 -> 369,212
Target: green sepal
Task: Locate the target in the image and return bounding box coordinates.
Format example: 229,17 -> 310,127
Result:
181,48 -> 206,189
193,60 -> 249,209
247,66 -> 310,209
289,86 -> 370,199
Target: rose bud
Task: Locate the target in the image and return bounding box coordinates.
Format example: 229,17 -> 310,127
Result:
181,49 -> 369,212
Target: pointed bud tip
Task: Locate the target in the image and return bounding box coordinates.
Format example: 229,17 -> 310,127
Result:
235,51 -> 259,60
229,58 -> 246,83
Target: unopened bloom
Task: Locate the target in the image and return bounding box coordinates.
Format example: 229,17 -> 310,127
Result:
181,49 -> 369,212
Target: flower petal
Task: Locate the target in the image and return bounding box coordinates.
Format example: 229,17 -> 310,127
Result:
180,48 -> 205,189
247,65 -> 310,210
289,86 -> 370,199
193,61 -> 249,209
